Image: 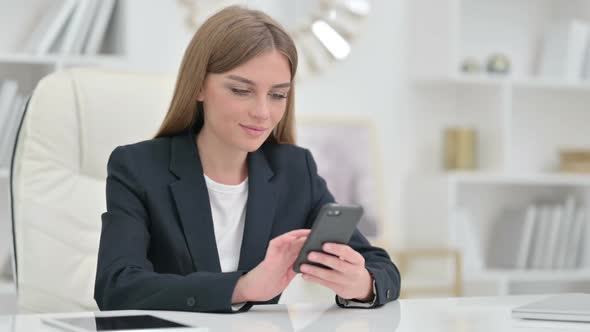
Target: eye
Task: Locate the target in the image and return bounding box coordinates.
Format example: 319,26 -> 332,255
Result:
230,88 -> 251,96
270,92 -> 288,100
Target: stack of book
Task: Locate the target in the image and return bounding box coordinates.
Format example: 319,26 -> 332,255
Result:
538,20 -> 590,81
487,196 -> 589,270
1,0 -> 116,55
0,81 -> 26,168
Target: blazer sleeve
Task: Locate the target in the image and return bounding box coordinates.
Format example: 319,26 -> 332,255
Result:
303,149 -> 401,307
94,146 -> 250,313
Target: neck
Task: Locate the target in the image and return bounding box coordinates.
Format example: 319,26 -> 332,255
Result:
196,126 -> 248,185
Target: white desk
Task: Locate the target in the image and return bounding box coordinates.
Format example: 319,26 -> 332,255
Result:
1,295 -> 589,332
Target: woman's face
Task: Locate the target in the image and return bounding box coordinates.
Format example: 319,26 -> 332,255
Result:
197,50 -> 292,152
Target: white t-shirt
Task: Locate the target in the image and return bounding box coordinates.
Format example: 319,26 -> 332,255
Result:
203,174 -> 248,272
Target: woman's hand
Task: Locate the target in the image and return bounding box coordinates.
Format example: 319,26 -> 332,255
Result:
299,243 -> 374,302
232,229 -> 310,303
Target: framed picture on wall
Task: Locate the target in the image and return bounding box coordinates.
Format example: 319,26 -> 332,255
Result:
295,117 -> 385,242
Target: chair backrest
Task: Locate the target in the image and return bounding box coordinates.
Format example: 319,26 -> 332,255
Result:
10,68 -> 174,312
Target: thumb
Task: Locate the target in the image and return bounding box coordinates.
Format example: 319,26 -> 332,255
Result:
285,265 -> 297,281
286,237 -> 307,261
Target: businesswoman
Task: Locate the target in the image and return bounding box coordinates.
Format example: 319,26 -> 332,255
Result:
94,5 -> 400,313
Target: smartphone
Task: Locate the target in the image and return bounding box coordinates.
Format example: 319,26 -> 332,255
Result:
293,203 -> 363,273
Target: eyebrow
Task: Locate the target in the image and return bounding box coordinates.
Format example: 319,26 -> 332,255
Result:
226,75 -> 291,89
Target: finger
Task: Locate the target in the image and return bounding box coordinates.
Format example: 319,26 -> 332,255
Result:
322,243 -> 364,265
286,237 -> 307,259
301,273 -> 340,291
281,229 -> 311,238
285,266 -> 297,282
270,230 -> 310,249
292,236 -> 307,251
269,235 -> 296,250
307,252 -> 351,273
274,238 -> 306,270
299,264 -> 346,284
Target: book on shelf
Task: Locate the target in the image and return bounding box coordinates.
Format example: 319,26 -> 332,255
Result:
544,205 -> 563,269
516,205 -> 537,269
566,208 -> 587,269
554,196 -> 576,269
538,20 -> 590,81
582,211 -> 590,268
23,0 -> 78,55
0,0 -> 54,52
530,205 -> 551,269
487,207 -> 531,269
1,0 -> 117,55
485,199 -> 588,272
83,0 -> 116,55
71,0 -> 102,55
58,0 -> 100,55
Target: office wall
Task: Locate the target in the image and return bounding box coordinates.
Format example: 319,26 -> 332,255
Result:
116,0 -> 409,248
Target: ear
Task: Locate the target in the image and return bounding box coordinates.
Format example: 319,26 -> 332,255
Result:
196,88 -> 205,102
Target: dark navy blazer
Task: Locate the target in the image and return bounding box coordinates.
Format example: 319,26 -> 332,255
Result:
94,127 -> 400,313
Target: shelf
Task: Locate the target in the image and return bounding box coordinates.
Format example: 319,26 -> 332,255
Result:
448,172 -> 590,186
58,55 -> 128,66
514,79 -> 590,92
0,53 -> 127,67
414,74 -> 590,92
0,53 -> 59,65
467,269 -> 590,283
413,74 -> 511,87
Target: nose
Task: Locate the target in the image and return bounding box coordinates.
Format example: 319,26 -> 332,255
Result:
249,96 -> 270,120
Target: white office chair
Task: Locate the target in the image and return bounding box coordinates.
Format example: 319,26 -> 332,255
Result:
10,68 -> 174,312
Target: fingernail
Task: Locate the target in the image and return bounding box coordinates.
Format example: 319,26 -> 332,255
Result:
323,244 -> 331,251
308,253 -> 317,261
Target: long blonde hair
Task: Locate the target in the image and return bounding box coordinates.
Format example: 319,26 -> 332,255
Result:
155,5 -> 298,144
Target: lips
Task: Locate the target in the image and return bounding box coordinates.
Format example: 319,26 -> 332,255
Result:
240,124 -> 266,131
240,124 -> 267,138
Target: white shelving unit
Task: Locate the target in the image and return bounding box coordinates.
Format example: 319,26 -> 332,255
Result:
407,0 -> 590,296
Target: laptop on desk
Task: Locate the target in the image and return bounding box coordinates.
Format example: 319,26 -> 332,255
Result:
512,293 -> 590,323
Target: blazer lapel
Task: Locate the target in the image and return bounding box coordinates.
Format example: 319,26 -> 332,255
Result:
238,147 -> 278,271
169,130 -> 221,272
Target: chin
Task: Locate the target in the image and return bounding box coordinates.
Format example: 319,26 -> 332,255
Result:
237,139 -> 265,153
238,132 -> 272,152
